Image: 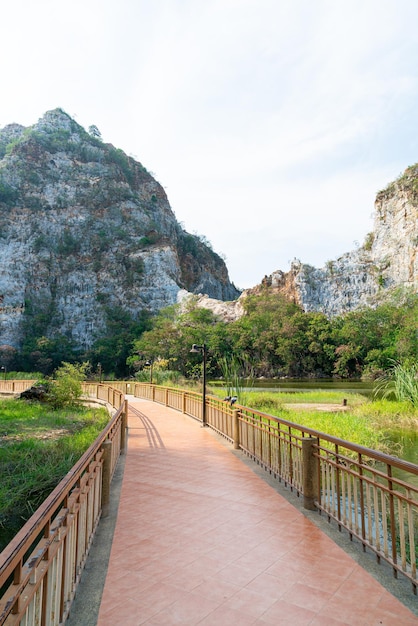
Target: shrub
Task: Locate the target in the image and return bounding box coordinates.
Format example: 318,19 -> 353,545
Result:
48,362 -> 90,408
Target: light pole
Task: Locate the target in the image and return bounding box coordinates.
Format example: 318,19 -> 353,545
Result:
190,344 -> 207,426
144,359 -> 153,384
1,366 -> 6,381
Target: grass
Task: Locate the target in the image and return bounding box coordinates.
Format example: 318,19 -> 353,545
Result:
232,390 -> 418,456
235,389 -> 367,407
0,399 -> 109,551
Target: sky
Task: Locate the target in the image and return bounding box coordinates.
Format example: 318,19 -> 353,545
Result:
1,0 -> 418,289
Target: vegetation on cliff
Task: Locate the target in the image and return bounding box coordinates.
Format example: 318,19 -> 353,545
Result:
377,162 -> 418,204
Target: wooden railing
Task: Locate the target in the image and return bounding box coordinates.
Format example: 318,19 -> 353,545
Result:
133,383 -> 418,594
0,384 -> 127,626
0,380 -> 37,394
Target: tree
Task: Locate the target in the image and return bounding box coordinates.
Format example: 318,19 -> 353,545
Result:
88,125 -> 102,139
127,302 -> 224,378
89,307 -> 151,378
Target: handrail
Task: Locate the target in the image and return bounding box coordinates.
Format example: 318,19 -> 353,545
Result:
133,382 -> 418,594
0,380 -> 37,394
0,383 -> 127,626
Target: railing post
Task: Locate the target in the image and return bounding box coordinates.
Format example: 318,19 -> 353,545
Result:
165,388 -> 168,406
302,437 -> 319,511
182,392 -> 186,414
232,409 -> 240,450
121,400 -> 128,453
101,439 -> 112,518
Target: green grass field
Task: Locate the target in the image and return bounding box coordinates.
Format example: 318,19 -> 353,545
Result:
0,398 -> 109,551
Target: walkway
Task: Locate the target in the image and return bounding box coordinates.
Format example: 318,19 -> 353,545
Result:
94,399 -> 417,625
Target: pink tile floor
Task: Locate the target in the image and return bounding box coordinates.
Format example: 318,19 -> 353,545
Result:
97,400 -> 418,625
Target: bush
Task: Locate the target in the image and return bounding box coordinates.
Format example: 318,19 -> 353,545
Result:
48,362 -> 90,408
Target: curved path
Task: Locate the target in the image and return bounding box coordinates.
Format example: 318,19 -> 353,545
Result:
86,399 -> 417,625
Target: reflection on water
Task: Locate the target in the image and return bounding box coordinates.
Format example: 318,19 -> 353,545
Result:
393,431 -> 418,466
388,431 -> 418,489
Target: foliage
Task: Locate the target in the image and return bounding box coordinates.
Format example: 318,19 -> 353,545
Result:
19,331 -> 78,375
128,303 -> 222,378
363,232 -> 375,251
90,307 -> 151,378
331,296 -> 418,378
124,292 -> 418,383
3,371 -> 43,380
134,358 -> 184,386
88,125 -> 102,139
105,147 -> 134,185
30,129 -> 72,154
374,361 -> 418,406
0,175 -> 18,205
7,270 -> 418,382
178,231 -> 224,267
56,228 -> 81,256
46,361 -> 90,408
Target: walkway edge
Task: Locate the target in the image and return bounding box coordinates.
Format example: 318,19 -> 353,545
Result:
66,452 -> 126,625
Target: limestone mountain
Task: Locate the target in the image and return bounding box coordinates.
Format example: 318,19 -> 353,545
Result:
191,164 -> 418,320
271,165 -> 418,316
0,109 -> 239,353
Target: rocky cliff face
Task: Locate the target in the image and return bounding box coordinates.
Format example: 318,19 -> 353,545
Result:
0,109 -> 239,350
194,164 -> 418,320
289,166 -> 418,316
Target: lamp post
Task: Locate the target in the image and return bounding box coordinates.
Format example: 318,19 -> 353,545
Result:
144,359 -> 153,384
190,344 -> 207,426
1,366 -> 6,381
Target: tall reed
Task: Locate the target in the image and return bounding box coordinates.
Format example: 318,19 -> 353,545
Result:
218,355 -> 254,403
374,361 -> 418,406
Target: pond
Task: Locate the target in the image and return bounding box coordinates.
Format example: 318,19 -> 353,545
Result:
387,430 -> 418,489
210,378 -> 374,396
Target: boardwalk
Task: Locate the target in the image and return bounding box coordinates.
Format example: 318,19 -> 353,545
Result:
78,399 -> 417,625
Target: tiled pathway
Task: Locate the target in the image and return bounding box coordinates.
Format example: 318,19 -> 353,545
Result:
97,400 -> 418,625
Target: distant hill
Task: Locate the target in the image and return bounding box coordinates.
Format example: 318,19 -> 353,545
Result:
0,109 -> 240,352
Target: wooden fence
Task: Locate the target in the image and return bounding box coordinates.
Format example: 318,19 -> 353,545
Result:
0,383 -> 127,626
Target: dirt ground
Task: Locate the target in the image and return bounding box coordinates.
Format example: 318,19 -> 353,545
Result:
284,403 -> 349,412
